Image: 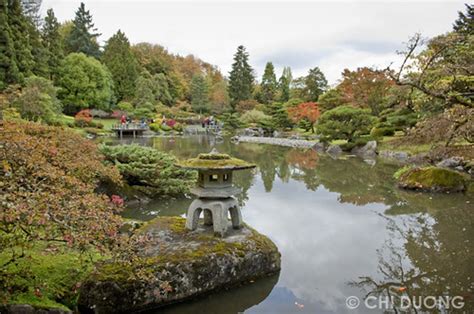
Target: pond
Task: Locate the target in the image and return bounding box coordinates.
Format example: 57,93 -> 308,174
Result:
114,135 -> 473,313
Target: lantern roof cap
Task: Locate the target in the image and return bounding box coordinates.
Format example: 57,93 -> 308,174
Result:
176,149 -> 256,171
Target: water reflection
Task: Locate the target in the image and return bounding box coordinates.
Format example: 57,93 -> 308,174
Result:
113,135 -> 473,313
154,274 -> 280,314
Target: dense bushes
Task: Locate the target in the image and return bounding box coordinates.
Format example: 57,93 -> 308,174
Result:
0,121 -> 125,301
57,53 -> 114,114
317,106 -> 377,142
99,144 -> 196,196
14,76 -> 61,123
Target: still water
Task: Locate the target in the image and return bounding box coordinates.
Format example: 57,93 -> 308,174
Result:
114,135 -> 473,313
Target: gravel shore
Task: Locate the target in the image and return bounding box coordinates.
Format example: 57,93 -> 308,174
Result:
235,136 -> 316,149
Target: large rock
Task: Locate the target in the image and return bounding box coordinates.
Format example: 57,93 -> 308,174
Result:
351,140 -> 377,158
78,217 -> 280,313
397,166 -> 470,193
436,157 -> 464,169
0,304 -> 71,314
379,150 -> 409,163
326,144 -> 343,157
312,142 -> 326,153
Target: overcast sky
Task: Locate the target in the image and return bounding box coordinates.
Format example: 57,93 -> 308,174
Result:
40,0 -> 466,84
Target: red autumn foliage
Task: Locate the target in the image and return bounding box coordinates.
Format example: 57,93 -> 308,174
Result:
111,194 -> 125,207
338,67 -> 395,114
166,119 -> 176,127
287,102 -> 321,133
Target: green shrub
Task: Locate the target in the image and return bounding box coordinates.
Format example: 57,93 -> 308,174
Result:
173,123 -> 183,132
317,106 -> 377,143
2,107 -> 22,121
160,124 -> 172,132
149,123 -> 161,132
117,101 -> 134,112
370,126 -> 395,137
240,109 -> 272,126
46,119 -> 66,127
99,144 -> 196,196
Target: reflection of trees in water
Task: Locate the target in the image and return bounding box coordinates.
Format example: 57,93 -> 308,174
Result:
350,210 -> 474,312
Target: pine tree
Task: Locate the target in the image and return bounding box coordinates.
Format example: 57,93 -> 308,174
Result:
282,66 -> 293,85
278,75 -> 290,102
28,19 -> 48,78
453,4 -> 474,35
42,8 -> 63,80
303,67 -> 328,101
0,0 -> 20,88
190,74 -> 209,113
261,62 -> 277,104
20,0 -> 41,28
228,45 -> 254,110
102,30 -> 138,101
66,2 -> 101,58
8,0 -> 34,81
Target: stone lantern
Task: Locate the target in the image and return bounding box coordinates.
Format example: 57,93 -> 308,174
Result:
176,149 -> 256,236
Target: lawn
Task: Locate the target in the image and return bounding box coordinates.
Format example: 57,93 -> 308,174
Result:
58,115 -> 118,129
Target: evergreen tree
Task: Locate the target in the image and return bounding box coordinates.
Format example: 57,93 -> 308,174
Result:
152,73 -> 172,106
134,70 -> 155,109
261,62 -> 277,104
102,30 -> 138,101
228,45 -> 254,110
20,0 -> 41,28
453,4 -> 474,35
27,19 -> 48,78
66,2 -> 101,58
8,0 -> 34,81
42,8 -> 63,80
190,74 -> 209,113
303,67 -> 328,101
278,75 -> 290,102
0,0 -> 20,88
282,66 -> 293,85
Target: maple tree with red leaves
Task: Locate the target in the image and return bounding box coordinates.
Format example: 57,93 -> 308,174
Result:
287,102 -> 321,133
338,67 -> 395,115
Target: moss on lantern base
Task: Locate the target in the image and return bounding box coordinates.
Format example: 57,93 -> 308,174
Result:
77,217 -> 281,313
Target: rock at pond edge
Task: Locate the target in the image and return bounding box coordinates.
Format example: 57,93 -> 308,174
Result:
77,217 -> 281,314
397,166 -> 470,193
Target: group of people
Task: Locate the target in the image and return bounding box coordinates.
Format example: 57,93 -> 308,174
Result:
202,116 -> 217,128
120,115 -> 148,128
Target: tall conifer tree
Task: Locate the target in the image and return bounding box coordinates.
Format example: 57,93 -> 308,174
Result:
453,4 -> 473,34
8,0 -> 34,81
42,8 -> 63,80
261,61 -> 277,104
228,45 -> 254,110
0,0 -> 20,88
66,2 -> 101,58
102,30 -> 138,101
190,74 -> 209,113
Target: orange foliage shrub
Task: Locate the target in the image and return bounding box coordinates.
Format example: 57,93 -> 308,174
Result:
287,102 -> 321,133
1,121 -> 124,263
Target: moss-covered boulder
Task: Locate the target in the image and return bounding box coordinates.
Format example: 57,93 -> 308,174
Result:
396,166 -> 470,193
77,217 -> 280,313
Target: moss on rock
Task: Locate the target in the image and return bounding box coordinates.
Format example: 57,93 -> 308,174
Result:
176,153 -> 256,170
78,217 -> 280,313
397,166 -> 470,193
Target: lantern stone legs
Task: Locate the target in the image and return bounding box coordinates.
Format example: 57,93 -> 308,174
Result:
185,197 -> 242,236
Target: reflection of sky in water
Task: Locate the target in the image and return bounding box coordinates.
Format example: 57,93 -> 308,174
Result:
115,136 -> 474,314
242,175 -> 388,313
